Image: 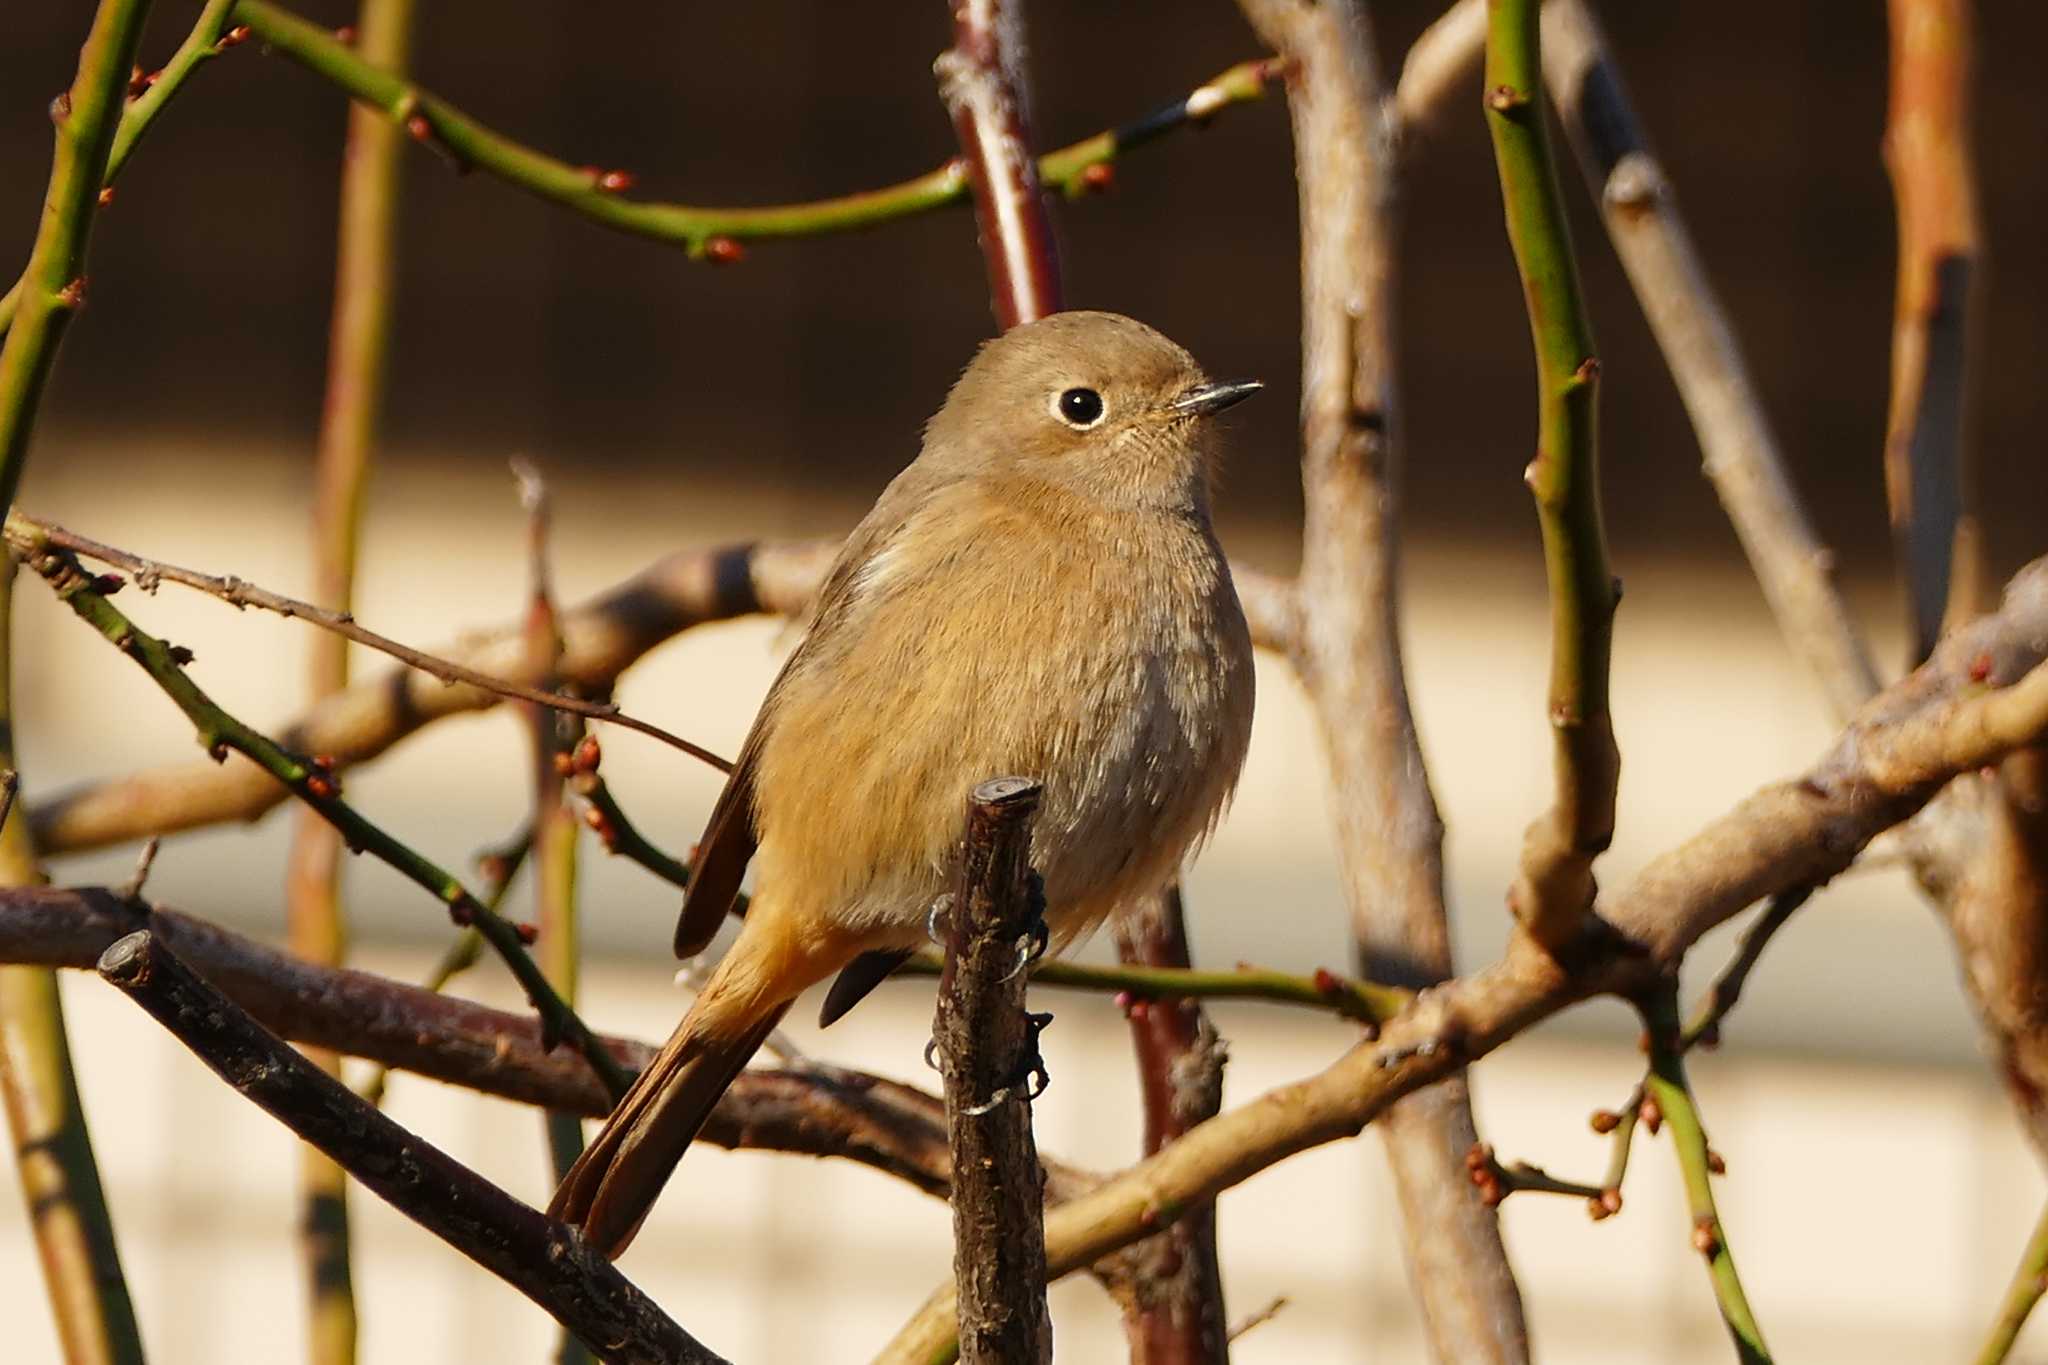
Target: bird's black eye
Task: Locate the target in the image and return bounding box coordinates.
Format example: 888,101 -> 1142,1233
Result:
1056,387 -> 1105,428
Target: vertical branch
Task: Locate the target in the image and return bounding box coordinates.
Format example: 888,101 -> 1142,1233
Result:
1641,989 -> 1772,1364
1107,888 -> 1229,1364
1882,0 -> 1979,662
1235,0 -> 1529,1358
1484,0 -> 1617,950
0,554 -> 145,1365
935,777 -> 1052,1365
515,465 -> 595,1365
0,0 -> 155,517
0,2 -> 156,1347
285,5 -> 414,1356
93,929 -> 728,1365
935,0 -> 1063,326
1538,0 -> 1879,721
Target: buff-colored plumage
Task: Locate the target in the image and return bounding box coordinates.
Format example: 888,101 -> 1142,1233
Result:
550,311 -> 1258,1256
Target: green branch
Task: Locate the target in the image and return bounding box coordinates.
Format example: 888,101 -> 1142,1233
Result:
230,0 -> 1279,259
1976,1196 -> 2048,1365
15,537 -> 630,1102
1642,988 -> 1771,1363
1485,0 -> 1619,950
900,951 -> 1409,1025
0,0 -> 157,516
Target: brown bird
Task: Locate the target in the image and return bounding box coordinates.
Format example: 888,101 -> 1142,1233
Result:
549,310 -> 1259,1256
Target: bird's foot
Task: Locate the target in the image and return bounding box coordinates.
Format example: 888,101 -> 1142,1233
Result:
924,893 -> 956,946
957,1010 -> 1055,1116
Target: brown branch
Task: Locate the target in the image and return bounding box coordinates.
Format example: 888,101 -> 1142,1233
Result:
0,883 -> 1113,1203
12,514 -> 733,774
93,928 -> 726,1365
1882,0 -> 1979,663
936,0 -> 1062,327
1235,0 -> 1528,1356
873,557 -> 2048,1362
1106,888 -> 1229,1364
1538,0 -> 1879,720
1393,0 -> 1487,136
935,778 -> 1052,1365
26,539 -> 1295,856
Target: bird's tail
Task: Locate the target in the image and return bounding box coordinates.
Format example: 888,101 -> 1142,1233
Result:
549,991 -> 791,1258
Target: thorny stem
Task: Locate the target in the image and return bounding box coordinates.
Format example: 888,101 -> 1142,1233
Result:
0,0 -> 155,519
1485,0 -> 1619,950
230,0 -> 1276,263
1641,988 -> 1771,1363
17,542 -> 631,1101
11,513 -> 733,774
289,1 -> 413,1353
1975,1196 -> 2048,1365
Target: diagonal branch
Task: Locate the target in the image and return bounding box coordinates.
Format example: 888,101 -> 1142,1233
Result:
15,541 -> 630,1098
94,928 -> 726,1365
1537,0 -> 1879,720
1486,0 -> 1618,951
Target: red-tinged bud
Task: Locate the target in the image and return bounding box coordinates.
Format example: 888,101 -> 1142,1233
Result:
1477,1179 -> 1504,1208
1692,1218 -> 1719,1256
167,644 -> 195,666
1462,1143 -> 1490,1171
335,25 -> 356,43
312,754 -> 337,772
1596,1188 -> 1623,1219
58,277 -> 88,309
51,93 -> 74,124
406,115 -> 432,143
1706,1149 -> 1726,1175
128,65 -> 148,98
477,854 -> 509,884
217,25 -> 252,50
1080,162 -> 1116,194
1113,990 -> 1137,1016
305,774 -> 336,800
552,751 -> 575,777
1970,653 -> 1993,683
93,572 -> 125,594
515,922 -> 540,945
207,741 -> 229,763
1127,999 -> 1151,1022
1311,967 -> 1340,994
703,236 -> 745,265
596,169 -> 635,193
97,187 -> 116,207
1640,1096 -> 1663,1135
582,804 -> 607,831
575,735 -> 602,773
1590,1109 -> 1621,1134
1697,1021 -> 1722,1049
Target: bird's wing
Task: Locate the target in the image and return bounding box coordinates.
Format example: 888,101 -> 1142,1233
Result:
672,466 -> 950,959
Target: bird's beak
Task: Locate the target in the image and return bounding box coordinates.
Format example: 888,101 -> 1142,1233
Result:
1169,379 -> 1263,418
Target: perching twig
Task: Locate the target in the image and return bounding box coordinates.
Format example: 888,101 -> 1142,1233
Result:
1486,0 -> 1618,952
9,514 -> 734,774
1236,0 -> 1529,1354
872,560 -> 2048,1364
17,542 -> 631,1100
901,949 -> 1407,1025
933,777 -> 1053,1365
1881,0 -> 1981,661
1538,0 -> 1878,721
228,0 -> 1274,264
94,928 -> 727,1365
1640,987 -> 1771,1363
1974,1195 -> 2048,1365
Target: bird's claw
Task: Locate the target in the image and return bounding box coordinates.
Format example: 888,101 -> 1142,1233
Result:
925,893 -> 956,946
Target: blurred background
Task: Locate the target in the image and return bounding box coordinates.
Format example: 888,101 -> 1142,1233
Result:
3,1 -> 2046,1361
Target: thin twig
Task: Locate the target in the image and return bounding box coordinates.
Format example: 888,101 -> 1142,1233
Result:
1486,0 -> 1618,951
1682,888 -> 1809,1050
95,928 -> 726,1365
1882,0 -> 1981,661
934,777 -> 1052,1365
1974,1195 -> 2048,1365
230,0 -> 1274,263
25,538 -> 1295,856
1539,0 -> 1879,720
900,950 -> 1407,1024
1640,987 -> 1771,1362
17,542 -> 631,1099
9,514 -> 733,774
